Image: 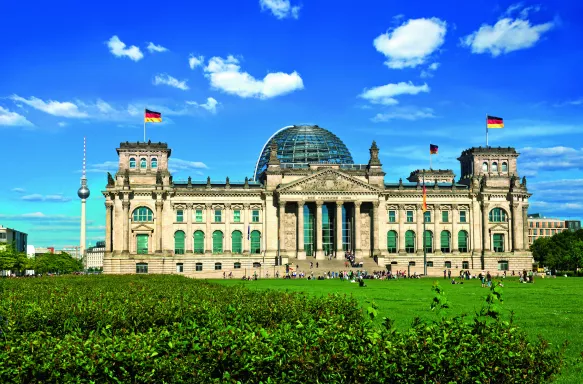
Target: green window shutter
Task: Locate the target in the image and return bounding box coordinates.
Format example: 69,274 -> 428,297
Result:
137,234 -> 148,254
174,231 -> 185,254
442,211 -> 448,222
424,230 -> 432,252
232,231 -> 242,254
234,210 -> 241,222
440,231 -> 450,248
387,231 -> 397,252
212,231 -> 223,253
250,230 -> 261,254
405,230 -> 415,252
458,231 -> 468,251
194,231 -> 205,254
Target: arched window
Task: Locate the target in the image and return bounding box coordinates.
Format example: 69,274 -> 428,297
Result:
250,230 -> 261,254
501,162 -> 508,172
424,230 -> 433,253
482,162 -> 488,172
193,231 -> 204,254
440,230 -> 451,253
212,230 -> 223,253
405,230 -> 415,253
253,262 -> 261,268
492,162 -> 498,172
140,158 -> 147,168
489,208 -> 507,222
132,207 -> 153,222
387,230 -> 397,253
151,157 -> 158,168
232,230 -> 242,254
458,230 -> 468,253
174,231 -> 185,254
129,157 -> 136,168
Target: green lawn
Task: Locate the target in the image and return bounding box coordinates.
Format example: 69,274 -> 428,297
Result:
216,276 -> 583,383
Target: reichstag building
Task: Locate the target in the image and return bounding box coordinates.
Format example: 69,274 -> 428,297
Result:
102,125 -> 533,275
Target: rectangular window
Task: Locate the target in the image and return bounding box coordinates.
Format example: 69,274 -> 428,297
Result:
176,263 -> 183,273
195,263 -> 203,272
462,261 -> 469,269
529,222 -> 533,227
442,211 -> 449,223
493,234 -> 504,252
533,229 -> 537,235
388,210 -> 396,223
233,210 -> 241,223
426,261 -> 434,267
195,210 -> 203,223
545,229 -> 550,236
406,211 -> 414,223
459,211 -> 467,223
498,260 -> 509,271
214,209 -> 222,222
136,263 -> 148,274
252,210 -> 260,223
176,209 -> 184,222
0,233 -> 6,239
424,211 -> 431,223
535,222 -> 540,228
445,261 -> 451,268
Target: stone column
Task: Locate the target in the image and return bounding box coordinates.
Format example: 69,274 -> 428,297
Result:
433,205 -> 440,254
416,204 -> 423,255
297,201 -> 306,259
279,201 -> 286,255
155,200 -> 163,253
122,200 -> 130,254
316,201 -> 324,260
205,203 -> 212,254
186,203 -> 193,253
372,201 -> 380,255
512,203 -> 520,251
522,205 -> 529,251
224,203 -> 231,254
451,204 -> 459,253
243,203 -> 250,254
482,202 -> 490,252
398,204 -> 405,254
336,201 -> 344,256
105,200 -> 113,253
354,201 -> 362,257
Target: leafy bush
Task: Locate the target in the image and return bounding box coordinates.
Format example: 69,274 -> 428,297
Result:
0,276 -> 566,383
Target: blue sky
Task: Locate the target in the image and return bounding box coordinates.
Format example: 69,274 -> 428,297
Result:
1,0 -> 582,248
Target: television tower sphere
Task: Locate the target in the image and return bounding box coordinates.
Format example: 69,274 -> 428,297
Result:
78,184 -> 90,199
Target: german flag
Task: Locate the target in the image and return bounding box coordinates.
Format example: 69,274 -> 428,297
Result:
430,144 -> 438,154
144,109 -> 162,123
422,183 -> 427,212
487,115 -> 504,129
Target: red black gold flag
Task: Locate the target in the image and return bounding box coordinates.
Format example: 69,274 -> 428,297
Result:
430,144 -> 438,154
144,109 -> 162,123
487,115 -> 504,129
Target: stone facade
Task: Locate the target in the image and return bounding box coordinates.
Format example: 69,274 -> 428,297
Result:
103,139 -> 533,276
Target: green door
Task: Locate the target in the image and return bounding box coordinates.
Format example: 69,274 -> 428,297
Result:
137,234 -> 148,254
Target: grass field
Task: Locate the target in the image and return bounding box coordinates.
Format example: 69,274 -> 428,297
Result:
216,276 -> 583,383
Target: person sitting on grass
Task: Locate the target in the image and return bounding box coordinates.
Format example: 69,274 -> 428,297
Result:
359,278 -> 366,287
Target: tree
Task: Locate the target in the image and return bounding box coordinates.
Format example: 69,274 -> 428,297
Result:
530,229 -> 583,272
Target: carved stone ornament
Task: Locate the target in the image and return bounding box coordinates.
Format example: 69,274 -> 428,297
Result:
284,170 -> 378,193
398,178 -> 404,190
206,176 -> 211,189
243,203 -> 250,209
107,172 -> 115,187
122,200 -> 131,210
187,176 -> 192,188
521,176 -> 527,187
434,180 -> 439,190
124,169 -> 130,187
244,177 -> 249,189
156,170 -> 163,186
368,140 -> 381,166
360,212 -> 371,249
205,202 -> 212,209
451,178 -> 456,191
225,177 -> 230,189
268,141 -> 280,165
284,212 -> 297,249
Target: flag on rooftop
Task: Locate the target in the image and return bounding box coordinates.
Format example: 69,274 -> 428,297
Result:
430,144 -> 438,154
144,109 -> 162,123
487,115 -> 504,129
422,183 -> 427,212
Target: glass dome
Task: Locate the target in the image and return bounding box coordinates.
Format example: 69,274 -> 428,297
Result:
254,125 -> 354,180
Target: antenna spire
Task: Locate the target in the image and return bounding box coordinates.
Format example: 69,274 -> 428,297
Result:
82,136 -> 86,179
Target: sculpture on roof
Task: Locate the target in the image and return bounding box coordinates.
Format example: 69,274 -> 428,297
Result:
368,140 -> 381,166
244,176 -> 249,189
398,178 -> 403,190
206,176 -> 211,189
107,172 -> 115,187
187,176 -> 192,188
124,169 -> 130,187
521,176 -> 527,187
156,170 -> 163,186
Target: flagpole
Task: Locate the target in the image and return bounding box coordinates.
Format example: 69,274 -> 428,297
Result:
144,108 -> 147,142
486,114 -> 489,147
423,169 -> 427,277
429,147 -> 432,170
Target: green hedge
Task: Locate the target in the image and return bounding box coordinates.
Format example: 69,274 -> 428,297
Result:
0,276 -> 566,383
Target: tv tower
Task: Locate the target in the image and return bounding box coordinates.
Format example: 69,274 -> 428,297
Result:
77,137 -> 90,257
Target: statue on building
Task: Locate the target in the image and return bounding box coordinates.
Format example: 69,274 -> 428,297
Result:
451,177 -> 456,191
225,176 -> 230,189
206,176 -> 211,189
434,180 -> 439,190
156,170 -> 163,186
187,176 -> 192,188
521,176 -> 527,187
398,178 -> 404,190
107,172 -> 115,187
244,176 -> 249,189
124,169 -> 130,187
368,140 -> 381,166
268,141 -> 280,165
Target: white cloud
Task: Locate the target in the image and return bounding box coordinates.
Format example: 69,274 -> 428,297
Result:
11,188 -> 25,193
518,146 -> 583,177
0,212 -> 82,222
204,55 -> 304,99
147,42 -> 168,53
0,106 -> 33,127
57,121 -> 67,127
373,18 -> 447,69
21,193 -> 72,202
259,0 -> 300,19
10,95 -> 88,118
461,9 -> 554,57
83,160 -> 118,174
372,107 -> 436,122
169,158 -> 208,174
420,62 -> 440,78
153,74 -> 190,91
186,97 -> 219,114
189,54 -> 204,69
106,35 -> 144,61
359,81 -> 429,105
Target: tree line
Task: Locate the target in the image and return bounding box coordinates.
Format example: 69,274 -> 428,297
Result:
530,229 -> 583,273
0,243 -> 83,275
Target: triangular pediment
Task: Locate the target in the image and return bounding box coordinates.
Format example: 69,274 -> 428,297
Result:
278,169 -> 382,193
132,223 -> 155,232
490,223 -> 508,231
